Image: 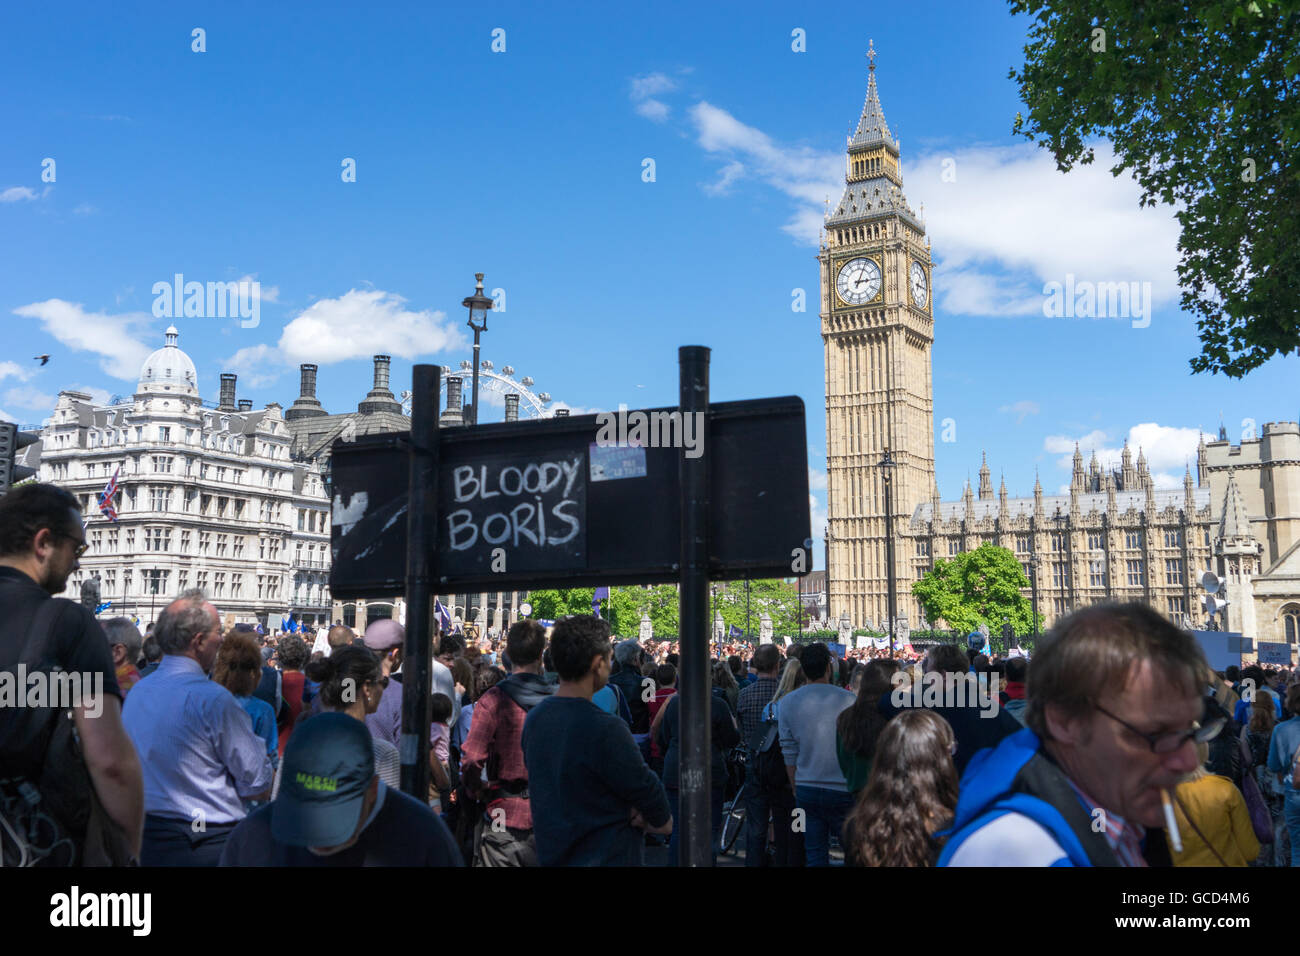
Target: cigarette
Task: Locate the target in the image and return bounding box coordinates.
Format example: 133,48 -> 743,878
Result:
1161,789 -> 1182,853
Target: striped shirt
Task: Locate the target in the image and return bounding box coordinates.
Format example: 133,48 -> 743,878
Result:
1064,776 -> 1147,867
123,655 -> 274,825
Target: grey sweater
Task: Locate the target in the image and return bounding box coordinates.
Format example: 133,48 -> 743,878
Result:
777,683 -> 856,792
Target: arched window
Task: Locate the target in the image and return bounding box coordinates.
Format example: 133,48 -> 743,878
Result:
1284,605 -> 1300,644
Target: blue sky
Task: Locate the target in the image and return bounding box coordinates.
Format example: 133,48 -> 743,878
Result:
4,0 -> 1297,569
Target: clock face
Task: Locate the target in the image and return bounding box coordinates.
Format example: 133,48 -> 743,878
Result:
909,261 -> 928,308
836,257 -> 881,305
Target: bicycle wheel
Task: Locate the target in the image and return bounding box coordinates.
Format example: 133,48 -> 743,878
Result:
719,784 -> 746,854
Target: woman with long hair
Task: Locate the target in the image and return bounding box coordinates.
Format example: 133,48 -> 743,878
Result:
836,659 -> 894,796
1169,740 -> 1259,866
713,659 -> 740,715
843,710 -> 959,867
1244,693 -> 1284,864
213,630 -> 278,809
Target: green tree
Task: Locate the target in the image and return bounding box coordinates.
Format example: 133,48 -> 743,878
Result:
714,578 -> 805,639
912,544 -> 1036,634
1009,0 -> 1300,377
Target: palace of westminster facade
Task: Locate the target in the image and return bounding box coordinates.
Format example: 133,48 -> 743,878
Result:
820,47 -> 1300,646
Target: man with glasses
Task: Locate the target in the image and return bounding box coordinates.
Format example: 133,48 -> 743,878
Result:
940,603 -> 1214,866
0,483 -> 144,864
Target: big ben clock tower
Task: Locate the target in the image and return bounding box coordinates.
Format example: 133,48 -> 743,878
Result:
820,41 -> 935,631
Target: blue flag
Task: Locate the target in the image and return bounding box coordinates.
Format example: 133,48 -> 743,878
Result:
434,599 -> 452,632
94,601 -> 112,614
728,624 -> 742,638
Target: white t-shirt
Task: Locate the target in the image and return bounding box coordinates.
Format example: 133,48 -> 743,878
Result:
945,812 -> 1069,866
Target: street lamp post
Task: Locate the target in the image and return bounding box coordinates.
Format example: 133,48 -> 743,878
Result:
462,273 -> 494,426
879,447 -> 897,659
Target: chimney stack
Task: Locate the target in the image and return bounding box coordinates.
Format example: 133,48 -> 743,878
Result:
440,377 -> 465,427
285,363 -> 326,421
505,393 -> 520,422
219,373 -> 237,411
358,354 -> 402,416
237,399 -> 253,412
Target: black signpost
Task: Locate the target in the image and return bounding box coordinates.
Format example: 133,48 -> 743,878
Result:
331,348 -> 810,865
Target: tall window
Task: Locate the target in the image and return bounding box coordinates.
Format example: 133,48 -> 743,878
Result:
1127,560 -> 1144,587
180,530 -> 191,553
213,573 -> 226,598
1168,596 -> 1186,615
1051,533 -> 1065,552
150,486 -> 170,512
1165,558 -> 1184,586
1089,560 -> 1105,588
159,426 -> 171,442
1164,529 -> 1183,548
1015,535 -> 1031,553
1125,531 -> 1141,549
948,540 -> 959,556
1087,532 -> 1104,551
1283,606 -> 1300,645
1052,562 -> 1068,588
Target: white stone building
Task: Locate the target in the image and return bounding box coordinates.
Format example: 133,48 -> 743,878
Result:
30,326 -> 334,630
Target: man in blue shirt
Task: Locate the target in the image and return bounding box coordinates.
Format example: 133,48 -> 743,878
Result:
523,616 -> 671,865
1267,684 -> 1300,865
123,589 -> 273,866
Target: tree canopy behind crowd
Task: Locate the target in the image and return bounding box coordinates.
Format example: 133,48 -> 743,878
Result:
912,544 -> 1036,634
525,579 -> 808,639
1009,0 -> 1300,377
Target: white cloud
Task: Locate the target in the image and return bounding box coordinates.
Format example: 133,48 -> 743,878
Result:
222,288 -> 466,387
808,466 -> 827,492
222,344 -> 283,389
0,362 -> 34,383
12,300 -> 153,381
1,186 -> 40,203
907,143 -> 1182,318
810,493 -> 827,538
1044,423 -> 1200,476
702,160 -> 745,196
236,274 -> 279,304
278,289 -> 465,364
630,72 -> 679,123
1000,400 -> 1040,424
3,386 -> 57,413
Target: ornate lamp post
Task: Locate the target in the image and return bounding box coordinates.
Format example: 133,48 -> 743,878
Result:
461,273 -> 494,426
879,447 -> 897,659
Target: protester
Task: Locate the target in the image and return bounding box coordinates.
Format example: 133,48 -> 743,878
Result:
213,630 -> 280,807
460,619 -> 553,866
306,645 -> 400,789
361,619 -> 406,746
836,659 -> 893,796
713,659 -> 740,714
123,589 -> 274,865
1243,693 -> 1286,864
778,643 -> 856,866
326,623 -> 354,655
103,616 -> 144,698
647,662 -> 678,777
0,483 -> 143,865
654,668 -> 740,862
434,633 -> 464,733
940,603 -> 1212,867
276,634 -> 309,755
1266,684 -> 1300,865
608,639 -> 652,759
736,645 -> 782,866
138,635 -> 163,679
522,616 -> 671,865
1001,656 -> 1029,726
218,713 -> 463,866
843,710 -> 959,866
1168,741 -> 1259,866
884,643 -> 1022,775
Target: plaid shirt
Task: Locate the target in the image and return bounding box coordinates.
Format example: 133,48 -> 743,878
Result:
1064,776 -> 1148,867
460,684 -> 532,830
737,676 -> 779,749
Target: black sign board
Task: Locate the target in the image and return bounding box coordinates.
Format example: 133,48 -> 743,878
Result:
330,396 -> 810,598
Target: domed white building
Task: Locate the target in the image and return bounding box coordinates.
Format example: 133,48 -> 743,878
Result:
30,326 -> 335,631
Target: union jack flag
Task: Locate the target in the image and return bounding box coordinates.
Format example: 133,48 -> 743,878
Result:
98,465 -> 121,522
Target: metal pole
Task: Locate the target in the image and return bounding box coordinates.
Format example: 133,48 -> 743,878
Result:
470,328 -> 482,427
884,454 -> 897,660
746,579 -> 751,641
400,364 -> 439,799
677,345 -> 711,867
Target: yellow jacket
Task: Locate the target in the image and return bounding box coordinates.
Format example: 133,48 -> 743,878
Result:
1170,774 -> 1260,867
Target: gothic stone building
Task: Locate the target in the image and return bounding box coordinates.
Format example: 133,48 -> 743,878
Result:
820,47 -> 1300,649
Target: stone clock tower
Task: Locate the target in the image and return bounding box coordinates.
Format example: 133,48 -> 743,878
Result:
819,42 -> 935,631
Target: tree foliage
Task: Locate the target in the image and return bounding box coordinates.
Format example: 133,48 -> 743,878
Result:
1009,0 -> 1300,377
911,544 -> 1036,634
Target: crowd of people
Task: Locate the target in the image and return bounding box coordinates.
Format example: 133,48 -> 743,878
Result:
4,481 -> 1300,869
